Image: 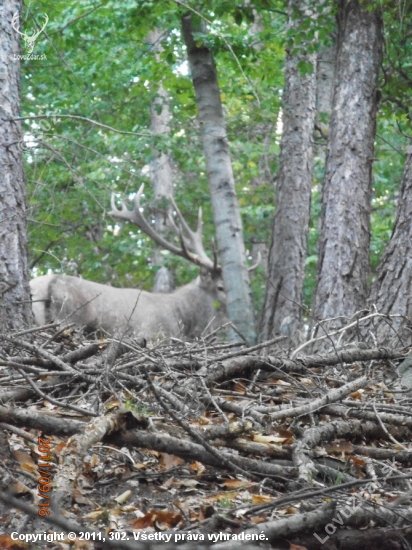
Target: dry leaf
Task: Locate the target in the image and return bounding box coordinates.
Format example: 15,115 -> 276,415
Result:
132,462 -> 148,470
53,441 -> 67,456
223,479 -> 253,489
250,515 -> 266,524
130,509 -> 182,529
299,378 -> 315,386
274,427 -> 294,439
114,490 -> 132,504
349,390 -> 364,400
72,489 -> 94,506
251,494 -> 272,504
89,454 -> 100,467
159,453 -> 184,469
0,534 -> 29,549
84,509 -> 106,521
189,461 -> 206,476
12,450 -> 37,473
350,456 -> 366,466
234,381 -> 247,393
175,479 -> 199,489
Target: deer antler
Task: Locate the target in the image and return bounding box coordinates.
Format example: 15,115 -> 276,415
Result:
110,185 -> 219,272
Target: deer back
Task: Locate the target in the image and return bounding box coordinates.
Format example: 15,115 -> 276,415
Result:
30,272 -> 226,339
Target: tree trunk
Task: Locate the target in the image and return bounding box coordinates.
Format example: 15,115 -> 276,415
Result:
368,149 -> 412,344
312,0 -> 382,327
316,39 -> 336,129
259,0 -> 317,343
147,28 -> 175,293
0,1 -> 32,331
181,14 -> 257,345
315,35 -> 337,155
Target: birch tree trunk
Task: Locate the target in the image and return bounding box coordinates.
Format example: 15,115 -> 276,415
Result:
368,149 -> 412,344
259,0 -> 317,343
312,0 -> 382,327
181,14 -> 256,345
147,28 -> 175,293
0,1 -> 33,330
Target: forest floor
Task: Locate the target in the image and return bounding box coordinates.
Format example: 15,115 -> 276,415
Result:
0,322 -> 412,550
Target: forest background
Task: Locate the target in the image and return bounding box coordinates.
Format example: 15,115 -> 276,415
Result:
8,0 -> 412,345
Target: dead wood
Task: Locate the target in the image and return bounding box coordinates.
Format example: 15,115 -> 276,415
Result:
322,404 -> 412,427
0,404 -> 84,435
52,409 -> 127,512
212,501 -> 337,549
1,327 -> 412,548
351,445 -> 412,462
105,429 -> 296,481
268,375 -> 368,421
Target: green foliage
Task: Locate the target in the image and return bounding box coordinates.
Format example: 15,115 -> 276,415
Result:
287,0 -> 335,58
370,117 -> 407,274
21,0 -> 412,322
23,0 -> 283,298
369,3 -> 412,275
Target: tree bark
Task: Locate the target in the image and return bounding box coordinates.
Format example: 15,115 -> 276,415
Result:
244,0 -> 269,280
147,28 -> 175,293
316,39 -> 336,127
181,14 -> 257,345
0,1 -> 32,330
313,26 -> 336,181
259,0 -> 317,343
312,1 -> 382,327
368,149 -> 412,344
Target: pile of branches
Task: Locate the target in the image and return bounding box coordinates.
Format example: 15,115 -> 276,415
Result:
0,322 -> 412,550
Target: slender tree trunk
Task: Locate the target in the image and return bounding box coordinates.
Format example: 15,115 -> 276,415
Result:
259,0 -> 317,343
316,39 -> 336,134
315,36 -> 336,161
312,0 -> 382,327
245,0 -> 269,280
181,14 -> 257,345
0,1 -> 32,330
147,28 -> 175,293
368,149 -> 412,344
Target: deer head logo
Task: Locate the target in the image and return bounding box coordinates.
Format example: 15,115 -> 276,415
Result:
12,11 -> 48,53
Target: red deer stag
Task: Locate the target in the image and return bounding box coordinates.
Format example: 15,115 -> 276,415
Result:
30,186 -> 226,339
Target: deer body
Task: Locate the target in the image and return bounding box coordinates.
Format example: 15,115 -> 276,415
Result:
30,272 -> 226,339
31,185 -> 228,339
